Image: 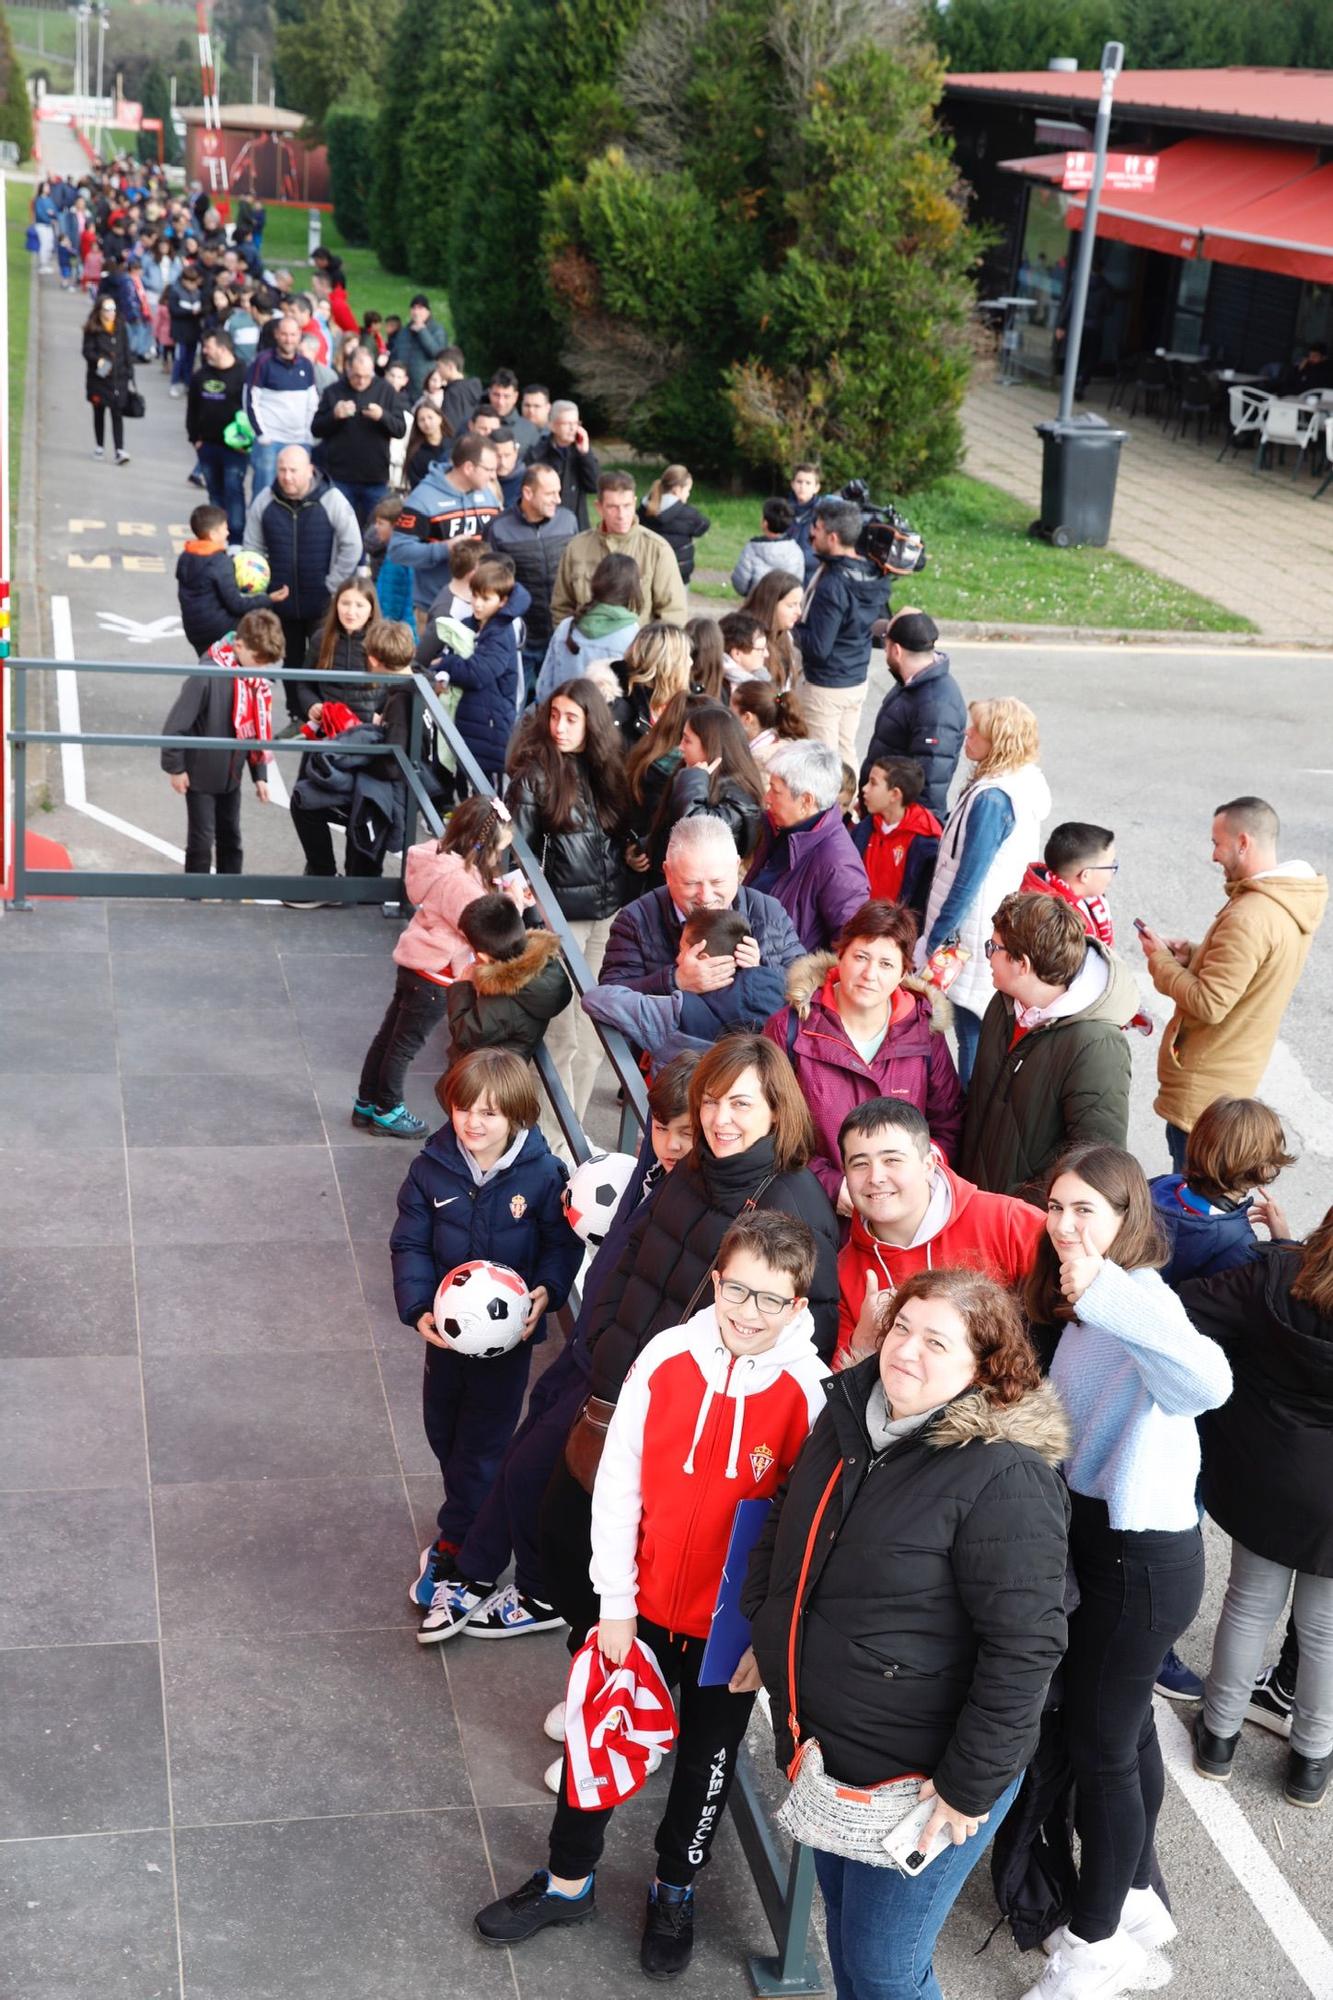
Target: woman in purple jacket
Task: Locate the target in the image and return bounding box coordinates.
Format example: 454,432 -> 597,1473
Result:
763,898 -> 963,1212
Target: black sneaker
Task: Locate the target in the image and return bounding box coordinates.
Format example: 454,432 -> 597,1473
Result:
641,1881 -> 695,1980
475,1870 -> 596,1945
1247,1666 -> 1295,1737
1192,1712 -> 1240,1782
1285,1750 -> 1330,1810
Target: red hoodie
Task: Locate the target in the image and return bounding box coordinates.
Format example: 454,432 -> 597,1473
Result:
835,1161 -> 1044,1365
864,801 -> 942,904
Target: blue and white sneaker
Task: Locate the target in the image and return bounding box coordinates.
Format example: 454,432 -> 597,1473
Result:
465,1582 -> 566,1639
417,1578 -> 495,1645
409,1541 -> 458,1611
371,1103 -> 427,1140
1154,1646 -> 1204,1701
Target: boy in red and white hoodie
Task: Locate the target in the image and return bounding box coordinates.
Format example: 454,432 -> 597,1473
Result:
475,1211 -> 828,1979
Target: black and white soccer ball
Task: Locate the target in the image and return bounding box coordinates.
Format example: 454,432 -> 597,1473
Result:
561,1150 -> 637,1246
433,1260 -> 531,1357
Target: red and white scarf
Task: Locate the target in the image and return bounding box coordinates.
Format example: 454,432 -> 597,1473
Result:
212,637 -> 274,769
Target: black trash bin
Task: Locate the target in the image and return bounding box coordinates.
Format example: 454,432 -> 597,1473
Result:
1031,412 -> 1127,547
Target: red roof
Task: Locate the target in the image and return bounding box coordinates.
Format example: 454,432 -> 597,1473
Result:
946,67 -> 1333,143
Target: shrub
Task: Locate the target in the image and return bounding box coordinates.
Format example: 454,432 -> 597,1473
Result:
0,4 -> 33,162
327,92 -> 377,245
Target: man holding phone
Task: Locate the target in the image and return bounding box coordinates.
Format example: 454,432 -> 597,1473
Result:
1138,795 -> 1327,1171
526,398 -> 601,528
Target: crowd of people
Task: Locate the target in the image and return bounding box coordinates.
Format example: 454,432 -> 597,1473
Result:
40,160 -> 1333,2000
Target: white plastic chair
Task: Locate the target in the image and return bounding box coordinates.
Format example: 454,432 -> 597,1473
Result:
1217,385 -> 1271,462
1255,398 -> 1323,477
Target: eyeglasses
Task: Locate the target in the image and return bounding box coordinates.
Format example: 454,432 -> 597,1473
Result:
717,1278 -> 795,1317
1086,861 -> 1120,875
983,939 -> 1008,960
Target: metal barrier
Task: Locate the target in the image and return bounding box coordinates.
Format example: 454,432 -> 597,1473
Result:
5,652 -> 823,1994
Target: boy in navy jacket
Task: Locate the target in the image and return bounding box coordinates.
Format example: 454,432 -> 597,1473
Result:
430,554 -> 530,784
175,503 -> 288,657
391,1049 -> 582,1639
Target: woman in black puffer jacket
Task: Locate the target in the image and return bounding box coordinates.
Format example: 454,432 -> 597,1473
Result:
641,699 -> 766,878
292,575 -> 380,727
743,1267 -> 1070,2000
82,293 -> 134,463
506,678 -> 632,1140
539,1032 -> 840,1647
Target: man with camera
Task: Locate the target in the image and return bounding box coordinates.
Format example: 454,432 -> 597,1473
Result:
792,498 -> 890,763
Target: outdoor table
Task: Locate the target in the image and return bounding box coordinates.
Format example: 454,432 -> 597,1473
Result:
1155,348 -> 1205,365
1213,369 -> 1262,385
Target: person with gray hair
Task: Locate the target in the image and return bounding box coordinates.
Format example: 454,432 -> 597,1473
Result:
526,398 -> 601,528
598,813 -> 804,998
794,496 -> 890,761
747,738 -> 870,952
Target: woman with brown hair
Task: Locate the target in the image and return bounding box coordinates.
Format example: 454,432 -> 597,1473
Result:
1020,1143 -> 1231,1999
537,1032 -> 840,1648
82,291 -> 134,463
686,613 -> 726,700
642,700 -> 767,875
920,696 -> 1051,1085
638,463 -> 711,582
295,572 -> 381,724
743,567 -> 804,690
730,676 -> 809,768
537,552 -> 644,703
743,1266 -> 1070,2000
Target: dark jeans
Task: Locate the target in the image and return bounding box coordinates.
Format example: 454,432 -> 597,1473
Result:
520,641 -> 546,707
290,804 -> 384,881
277,610 -> 327,722
334,479 -> 389,530
422,1336 -> 535,1546
92,401 -> 125,452
357,965 -> 450,1112
814,1775 -> 1021,2000
539,1454 -> 599,1657
548,1618 -> 756,1886
952,1003 -> 983,1088
171,338 -> 197,388
1165,1122 -> 1189,1173
1062,1493 -> 1204,1943
198,440 -> 249,543
183,786 -> 242,874
456,1349 -> 587,1599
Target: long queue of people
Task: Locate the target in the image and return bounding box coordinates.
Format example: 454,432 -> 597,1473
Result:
47,158 -> 1333,2000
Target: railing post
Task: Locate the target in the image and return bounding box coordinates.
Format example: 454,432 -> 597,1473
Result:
9,664 -> 31,911
395,678 -> 424,916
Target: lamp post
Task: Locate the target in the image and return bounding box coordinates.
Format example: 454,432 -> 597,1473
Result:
1057,41 -> 1124,424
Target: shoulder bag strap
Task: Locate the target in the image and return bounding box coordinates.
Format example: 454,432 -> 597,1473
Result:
785,1458 -> 844,1776
674,1173 -> 778,1326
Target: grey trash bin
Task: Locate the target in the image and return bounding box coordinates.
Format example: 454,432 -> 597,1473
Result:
1031,412 -> 1127,547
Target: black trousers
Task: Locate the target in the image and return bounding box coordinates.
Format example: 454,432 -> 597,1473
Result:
357,965 -> 450,1112
277,610 -> 326,721
422,1337 -> 535,1546
183,786 -> 243,873
290,804 -> 384,881
1062,1493 -> 1205,1942
539,1455 -> 599,1658
456,1350 -> 587,1600
548,1618 -> 756,1887
92,400 -> 125,451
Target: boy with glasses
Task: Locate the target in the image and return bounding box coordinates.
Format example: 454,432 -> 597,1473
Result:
1020,821 -> 1119,946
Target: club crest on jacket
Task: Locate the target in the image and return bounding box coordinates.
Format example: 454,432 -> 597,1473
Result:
510,1193 -> 527,1219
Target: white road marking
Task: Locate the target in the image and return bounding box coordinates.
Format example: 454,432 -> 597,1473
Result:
1157,1699 -> 1333,1999
52,594 -> 186,863
96,611 -> 184,645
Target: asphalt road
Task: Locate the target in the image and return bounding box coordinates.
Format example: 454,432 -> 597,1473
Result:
13,267 -> 1333,2000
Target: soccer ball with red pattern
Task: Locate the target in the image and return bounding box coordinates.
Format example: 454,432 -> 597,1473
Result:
562,1151 -> 637,1247
434,1261 -> 531,1357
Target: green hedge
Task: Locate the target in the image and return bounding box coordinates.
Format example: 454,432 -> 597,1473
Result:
327,93 -> 377,245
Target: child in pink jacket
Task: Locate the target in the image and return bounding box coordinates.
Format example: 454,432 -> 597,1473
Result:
355,795 -> 525,1138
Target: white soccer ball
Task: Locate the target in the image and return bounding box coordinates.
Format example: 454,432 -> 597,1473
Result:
561,1150 -> 637,1247
433,1260 -> 532,1357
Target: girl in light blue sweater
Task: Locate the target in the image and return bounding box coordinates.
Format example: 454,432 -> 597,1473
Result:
1020,1143 -> 1231,2000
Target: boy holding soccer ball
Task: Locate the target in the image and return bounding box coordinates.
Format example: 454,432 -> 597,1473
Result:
391,1049 -> 583,1637
175,502 -> 288,658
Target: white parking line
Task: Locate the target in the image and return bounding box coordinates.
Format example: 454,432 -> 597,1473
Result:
51,595 -> 186,863
1157,1700 -> 1333,1998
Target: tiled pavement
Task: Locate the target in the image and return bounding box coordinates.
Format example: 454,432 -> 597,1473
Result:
961,370 -> 1333,642
0,899 -> 789,2000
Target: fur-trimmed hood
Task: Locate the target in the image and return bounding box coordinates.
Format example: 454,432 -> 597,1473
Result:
926,1379 -> 1070,1467
465,928 -> 565,994
783,949 -> 953,1034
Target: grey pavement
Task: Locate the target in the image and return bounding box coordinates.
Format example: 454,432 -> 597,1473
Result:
961,368 -> 1333,643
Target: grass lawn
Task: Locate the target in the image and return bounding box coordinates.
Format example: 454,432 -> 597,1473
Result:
6,177 -> 32,651
616,463 -> 1251,634
257,205 -> 443,329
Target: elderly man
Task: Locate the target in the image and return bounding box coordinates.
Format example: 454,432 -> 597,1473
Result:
550,471 -> 687,628
310,344 -> 407,527
598,816 -> 804,995
244,312 -> 319,500
243,445 -> 361,725
1139,796 -> 1328,1170
747,739 -> 869,951
485,463 -> 577,694
527,398 -> 600,529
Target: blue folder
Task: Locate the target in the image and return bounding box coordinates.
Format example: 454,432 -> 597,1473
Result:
698,1497 -> 773,1687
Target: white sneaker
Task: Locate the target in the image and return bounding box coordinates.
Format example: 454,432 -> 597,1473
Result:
543,1701 -> 566,1743
115,450 -> 131,466
1119,1887 -> 1177,1952
169,383 -> 185,398
1023,1927 -> 1148,2000
92,445 -> 105,459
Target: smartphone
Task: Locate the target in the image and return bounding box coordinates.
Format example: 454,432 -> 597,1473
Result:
882,1796 -> 949,1876
1132,917 -> 1149,935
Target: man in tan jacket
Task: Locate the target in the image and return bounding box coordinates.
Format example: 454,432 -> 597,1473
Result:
549,471 -> 688,629
1139,796 -> 1327,1168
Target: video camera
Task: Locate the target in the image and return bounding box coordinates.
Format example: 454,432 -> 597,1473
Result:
838,479 -> 928,578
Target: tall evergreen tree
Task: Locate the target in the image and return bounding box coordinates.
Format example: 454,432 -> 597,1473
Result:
0,2 -> 34,162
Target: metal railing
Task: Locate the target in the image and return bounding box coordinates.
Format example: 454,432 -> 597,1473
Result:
5,653 -> 822,1995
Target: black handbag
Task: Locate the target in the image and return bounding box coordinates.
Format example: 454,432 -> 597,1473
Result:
123,385 -> 146,420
